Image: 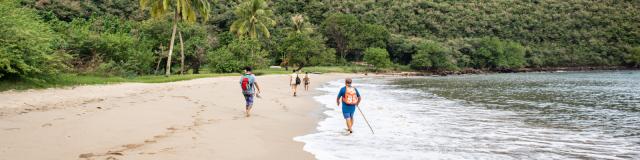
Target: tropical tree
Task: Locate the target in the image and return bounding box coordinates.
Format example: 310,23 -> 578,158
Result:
229,0 -> 276,39
279,33 -> 334,71
0,0 -> 69,80
139,0 -> 211,76
289,14 -> 313,33
469,37 -> 526,70
410,42 -> 457,71
322,13 -> 359,62
627,47 -> 640,68
278,14 -> 320,69
363,47 -> 392,70
207,39 -> 269,73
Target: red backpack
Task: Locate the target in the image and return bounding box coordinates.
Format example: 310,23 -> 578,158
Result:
241,74 -> 253,94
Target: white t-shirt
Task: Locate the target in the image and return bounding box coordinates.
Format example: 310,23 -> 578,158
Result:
290,73 -> 299,85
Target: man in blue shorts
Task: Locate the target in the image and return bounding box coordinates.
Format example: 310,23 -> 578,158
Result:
240,66 -> 261,117
336,78 -> 361,134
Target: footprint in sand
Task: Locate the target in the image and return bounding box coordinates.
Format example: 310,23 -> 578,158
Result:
78,153 -> 94,158
82,98 -> 105,105
122,143 -> 144,149
144,139 -> 157,143
171,96 -> 189,99
139,152 -> 156,155
154,134 -> 168,139
3,128 -> 20,131
167,127 -> 177,131
273,100 -> 289,111
106,151 -> 124,156
159,147 -> 174,152
41,123 -> 52,127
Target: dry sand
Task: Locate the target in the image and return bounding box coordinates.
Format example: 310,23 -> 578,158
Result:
0,73 -> 358,160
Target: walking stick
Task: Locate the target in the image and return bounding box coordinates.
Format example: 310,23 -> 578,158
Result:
356,105 -> 374,134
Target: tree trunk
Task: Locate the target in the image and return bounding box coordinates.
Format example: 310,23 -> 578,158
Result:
251,46 -> 255,66
296,63 -> 305,71
179,31 -> 185,75
193,47 -> 204,74
155,43 -> 165,74
165,11 -> 179,76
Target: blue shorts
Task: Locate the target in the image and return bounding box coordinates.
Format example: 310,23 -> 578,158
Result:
342,105 -> 356,119
243,94 -> 254,107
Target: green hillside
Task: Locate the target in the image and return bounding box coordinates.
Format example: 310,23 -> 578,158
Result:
2,0 -> 639,81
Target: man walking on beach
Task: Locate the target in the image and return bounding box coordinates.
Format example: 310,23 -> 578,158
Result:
336,78 -> 361,134
240,66 -> 260,117
289,70 -> 301,96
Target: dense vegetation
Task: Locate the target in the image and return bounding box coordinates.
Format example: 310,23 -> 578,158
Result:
1,0 -> 639,82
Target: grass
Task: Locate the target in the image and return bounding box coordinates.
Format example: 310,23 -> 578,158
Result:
0,73 -> 237,92
0,66 -> 373,92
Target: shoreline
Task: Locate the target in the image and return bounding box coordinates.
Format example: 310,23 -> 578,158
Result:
0,73 -> 361,160
378,66 -> 639,77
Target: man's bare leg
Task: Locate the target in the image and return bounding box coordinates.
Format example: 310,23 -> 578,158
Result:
293,85 -> 298,96
246,105 -> 252,117
346,118 -> 353,133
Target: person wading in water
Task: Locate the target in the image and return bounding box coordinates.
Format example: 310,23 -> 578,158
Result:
336,78 -> 361,134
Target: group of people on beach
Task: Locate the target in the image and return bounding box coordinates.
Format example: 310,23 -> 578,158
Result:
288,69 -> 311,97
238,66 -> 362,134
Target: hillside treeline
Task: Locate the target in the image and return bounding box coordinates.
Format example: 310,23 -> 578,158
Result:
1,0 -> 639,80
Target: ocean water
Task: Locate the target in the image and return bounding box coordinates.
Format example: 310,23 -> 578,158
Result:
294,71 -> 640,160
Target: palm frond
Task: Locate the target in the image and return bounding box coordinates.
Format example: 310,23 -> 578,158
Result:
229,0 -> 274,40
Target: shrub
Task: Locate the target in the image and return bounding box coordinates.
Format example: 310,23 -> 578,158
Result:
0,0 -> 69,80
207,39 -> 268,73
469,37 -> 526,70
626,47 -> 640,68
410,42 -> 457,71
279,32 -> 336,68
363,47 -> 392,69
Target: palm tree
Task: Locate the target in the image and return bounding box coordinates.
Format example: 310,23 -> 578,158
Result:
229,0 -> 275,39
139,0 -> 211,76
289,14 -> 313,33
280,14 -> 313,69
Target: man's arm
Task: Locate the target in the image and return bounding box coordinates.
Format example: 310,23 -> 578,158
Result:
336,88 -> 344,106
254,82 -> 261,94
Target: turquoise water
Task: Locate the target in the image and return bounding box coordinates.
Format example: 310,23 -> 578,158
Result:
297,71 -> 640,160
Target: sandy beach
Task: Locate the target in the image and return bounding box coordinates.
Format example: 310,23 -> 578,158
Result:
0,73 -> 357,160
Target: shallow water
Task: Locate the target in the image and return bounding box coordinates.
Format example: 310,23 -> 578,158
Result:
295,71 -> 640,160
